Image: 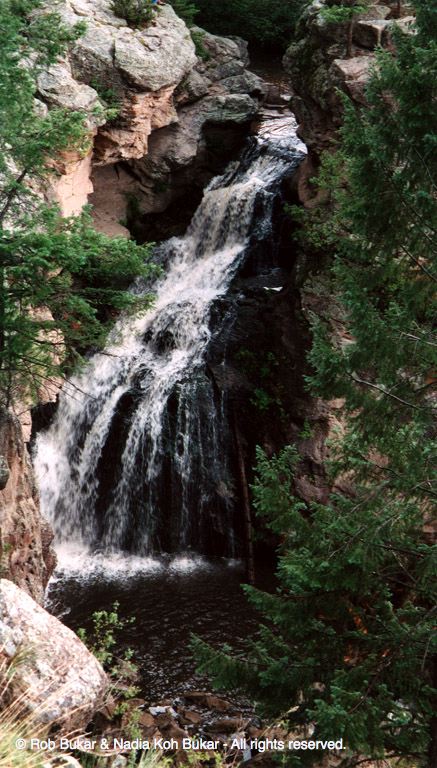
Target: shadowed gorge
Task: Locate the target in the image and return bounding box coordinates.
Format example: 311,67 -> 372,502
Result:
1,2 -> 434,766
35,116 -> 306,560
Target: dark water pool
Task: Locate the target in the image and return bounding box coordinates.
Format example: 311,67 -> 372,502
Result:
46,551 -> 273,702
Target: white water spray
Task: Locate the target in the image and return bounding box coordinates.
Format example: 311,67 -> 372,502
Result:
35,115 -> 305,569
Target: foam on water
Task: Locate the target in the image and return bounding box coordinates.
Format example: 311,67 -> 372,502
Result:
49,544 -> 226,585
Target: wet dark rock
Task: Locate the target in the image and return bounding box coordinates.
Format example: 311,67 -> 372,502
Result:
205,717 -> 246,734
182,692 -> 234,713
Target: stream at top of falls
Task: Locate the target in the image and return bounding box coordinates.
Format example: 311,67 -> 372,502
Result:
35,112 -> 306,699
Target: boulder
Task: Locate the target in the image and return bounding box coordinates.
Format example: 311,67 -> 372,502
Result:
54,2 -> 197,92
354,19 -> 391,49
0,579 -> 108,731
193,28 -> 246,81
220,72 -> 267,98
175,69 -> 211,106
202,93 -> 259,124
331,55 -> 375,104
37,60 -> 104,126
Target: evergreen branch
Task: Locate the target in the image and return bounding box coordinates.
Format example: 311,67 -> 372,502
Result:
350,375 -> 421,410
0,168 -> 28,226
399,245 -> 437,284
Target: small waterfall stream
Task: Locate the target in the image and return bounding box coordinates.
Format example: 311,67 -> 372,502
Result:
35,115 -> 305,569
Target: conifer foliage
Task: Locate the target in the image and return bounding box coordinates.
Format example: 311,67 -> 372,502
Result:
194,3 -> 436,765
0,0 -> 156,407
193,0 -> 307,49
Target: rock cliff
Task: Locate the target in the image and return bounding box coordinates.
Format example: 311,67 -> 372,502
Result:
268,0 -> 417,515
283,0 -> 415,203
38,0 -> 265,235
0,411 -> 55,603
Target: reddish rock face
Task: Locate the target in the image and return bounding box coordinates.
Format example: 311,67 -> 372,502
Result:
36,2 -> 263,231
93,86 -> 179,166
0,411 -> 56,603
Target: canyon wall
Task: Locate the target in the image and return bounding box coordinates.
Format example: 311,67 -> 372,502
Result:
258,0 -> 418,521
1,0 -> 265,597
0,410 -> 55,602
284,0 -> 415,202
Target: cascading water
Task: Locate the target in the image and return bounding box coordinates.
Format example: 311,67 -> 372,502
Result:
35,115 -> 306,567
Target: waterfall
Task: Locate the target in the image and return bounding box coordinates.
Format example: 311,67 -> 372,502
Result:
34,115 -> 306,564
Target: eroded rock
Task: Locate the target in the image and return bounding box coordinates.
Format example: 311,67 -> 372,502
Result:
0,410 -> 55,602
36,1 -> 263,231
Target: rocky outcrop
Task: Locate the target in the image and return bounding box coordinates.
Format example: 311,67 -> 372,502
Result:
0,578 -> 108,731
0,411 -> 55,603
37,1 -> 264,233
91,25 -> 265,234
128,30 -> 264,184
283,1 -> 415,168
275,1 -> 417,510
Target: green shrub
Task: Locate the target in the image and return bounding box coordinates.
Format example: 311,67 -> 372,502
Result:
190,29 -> 210,60
77,601 -> 133,668
77,602 -> 140,714
110,0 -> 155,27
193,0 -> 308,50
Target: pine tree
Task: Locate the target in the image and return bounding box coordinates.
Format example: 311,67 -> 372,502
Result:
193,0 -> 307,49
322,1 -> 370,57
193,3 -> 436,765
0,0 -> 157,406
